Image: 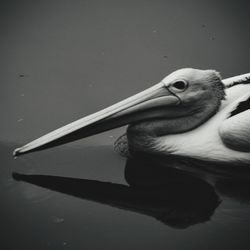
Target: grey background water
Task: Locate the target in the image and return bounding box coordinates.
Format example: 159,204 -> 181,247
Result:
1,0 -> 250,249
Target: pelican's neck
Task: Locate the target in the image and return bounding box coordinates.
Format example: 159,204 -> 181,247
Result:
127,97 -> 222,154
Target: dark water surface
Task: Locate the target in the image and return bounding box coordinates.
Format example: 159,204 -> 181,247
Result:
1,1 -> 250,249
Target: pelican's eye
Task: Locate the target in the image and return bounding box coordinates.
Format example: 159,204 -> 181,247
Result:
171,80 -> 188,91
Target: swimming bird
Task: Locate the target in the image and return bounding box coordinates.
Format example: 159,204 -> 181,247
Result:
13,68 -> 250,166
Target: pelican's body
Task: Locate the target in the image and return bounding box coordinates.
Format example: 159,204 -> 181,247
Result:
14,68 -> 250,167
153,84 -> 250,165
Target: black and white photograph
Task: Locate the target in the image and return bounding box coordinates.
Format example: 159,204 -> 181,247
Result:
1,0 -> 250,249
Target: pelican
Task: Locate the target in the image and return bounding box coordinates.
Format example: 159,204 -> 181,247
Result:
13,68 -> 250,166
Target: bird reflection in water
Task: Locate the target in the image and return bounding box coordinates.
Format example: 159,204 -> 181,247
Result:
12,157 -> 221,229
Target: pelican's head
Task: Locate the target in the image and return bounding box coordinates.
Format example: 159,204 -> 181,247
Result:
14,68 -> 225,157
162,68 -> 225,106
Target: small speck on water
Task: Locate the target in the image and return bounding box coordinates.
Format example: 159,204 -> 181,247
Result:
53,217 -> 65,223
17,118 -> 23,122
62,242 -> 67,246
20,93 -> 25,97
201,24 -> 206,28
19,74 -> 29,78
163,55 -> 168,59
210,36 -> 215,41
152,30 -> 157,33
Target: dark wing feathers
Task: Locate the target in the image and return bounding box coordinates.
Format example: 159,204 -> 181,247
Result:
229,95 -> 250,118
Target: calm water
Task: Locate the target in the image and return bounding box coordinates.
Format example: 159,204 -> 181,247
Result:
1,1 -> 250,249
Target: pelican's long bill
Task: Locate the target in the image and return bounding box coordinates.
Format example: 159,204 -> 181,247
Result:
14,82 -> 180,157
